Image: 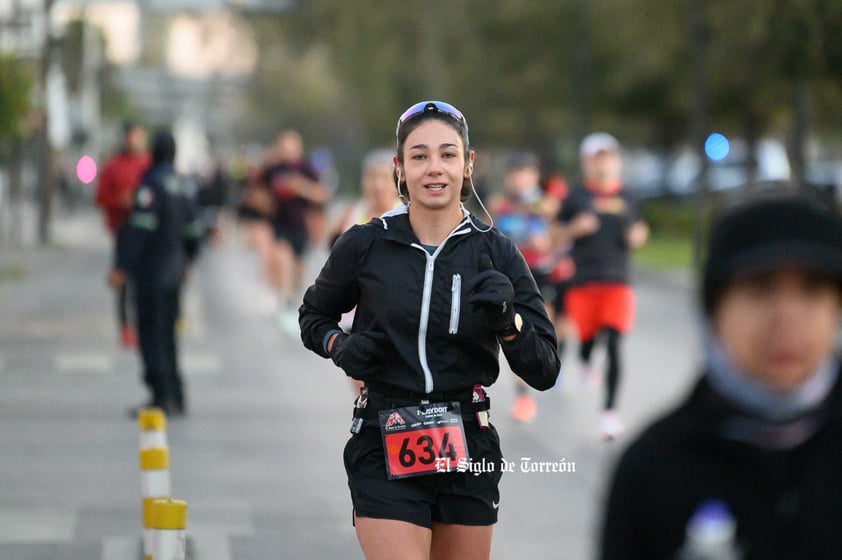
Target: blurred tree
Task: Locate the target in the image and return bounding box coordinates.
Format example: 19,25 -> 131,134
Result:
0,53 -> 33,154
59,18 -> 131,122
233,0 -> 842,190
0,53 -> 34,244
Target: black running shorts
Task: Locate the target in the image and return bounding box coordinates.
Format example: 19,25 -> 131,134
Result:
343,423 -> 504,529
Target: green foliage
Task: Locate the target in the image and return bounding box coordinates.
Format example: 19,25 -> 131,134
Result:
231,0 -> 842,188
640,199 -> 697,238
633,234 -> 694,270
0,53 -> 33,143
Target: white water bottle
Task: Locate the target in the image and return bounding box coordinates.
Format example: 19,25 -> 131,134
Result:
678,500 -> 741,560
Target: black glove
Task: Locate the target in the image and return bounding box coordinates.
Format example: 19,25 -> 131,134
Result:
330,331 -> 388,380
468,254 -> 515,332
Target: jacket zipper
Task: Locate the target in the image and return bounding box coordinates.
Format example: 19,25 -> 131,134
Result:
411,221 -> 472,393
449,274 -> 461,334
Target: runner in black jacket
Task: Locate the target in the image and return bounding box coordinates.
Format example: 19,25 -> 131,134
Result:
599,194 -> 842,559
300,101 -> 559,560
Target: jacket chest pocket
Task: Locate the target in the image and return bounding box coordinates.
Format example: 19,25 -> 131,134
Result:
449,273 -> 461,334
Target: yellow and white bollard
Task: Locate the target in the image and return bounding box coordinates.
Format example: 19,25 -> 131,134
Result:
138,407 -> 168,450
140,448 -> 171,560
150,498 -> 187,560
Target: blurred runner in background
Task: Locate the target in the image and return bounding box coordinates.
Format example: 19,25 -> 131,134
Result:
263,129 -> 330,335
489,152 -> 563,423
95,121 -> 150,349
559,133 -> 648,440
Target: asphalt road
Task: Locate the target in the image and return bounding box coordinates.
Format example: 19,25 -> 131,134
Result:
0,208 -> 701,559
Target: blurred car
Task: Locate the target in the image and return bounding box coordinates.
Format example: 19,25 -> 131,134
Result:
667,138 -> 791,196
625,138 -> 793,200
806,160 -> 842,200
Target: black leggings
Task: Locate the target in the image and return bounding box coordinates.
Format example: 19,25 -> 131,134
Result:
118,281 -> 131,327
578,327 -> 622,411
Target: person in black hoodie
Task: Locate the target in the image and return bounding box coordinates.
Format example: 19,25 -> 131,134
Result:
300,101 -> 560,560
598,193 -> 842,559
109,129 -> 203,417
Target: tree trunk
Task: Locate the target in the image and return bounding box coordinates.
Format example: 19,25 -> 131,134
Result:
38,0 -> 56,246
690,0 -> 709,272
788,78 -> 809,190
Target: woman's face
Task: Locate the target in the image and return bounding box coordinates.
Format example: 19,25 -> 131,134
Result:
398,120 -> 471,212
713,267 -> 841,392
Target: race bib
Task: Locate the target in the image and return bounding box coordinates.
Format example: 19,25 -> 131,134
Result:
379,402 -> 469,480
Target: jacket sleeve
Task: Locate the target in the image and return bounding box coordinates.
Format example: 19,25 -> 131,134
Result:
115,183 -> 158,274
299,225 -> 372,358
95,162 -> 120,211
498,236 -> 560,390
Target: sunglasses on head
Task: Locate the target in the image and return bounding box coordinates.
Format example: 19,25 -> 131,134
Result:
395,101 -> 468,136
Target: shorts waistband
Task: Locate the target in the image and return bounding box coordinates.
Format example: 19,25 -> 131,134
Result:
357,382 -> 491,427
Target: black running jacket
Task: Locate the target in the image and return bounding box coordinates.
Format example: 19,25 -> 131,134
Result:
299,207 -> 560,394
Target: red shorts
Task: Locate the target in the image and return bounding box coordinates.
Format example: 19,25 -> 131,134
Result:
564,283 -> 635,341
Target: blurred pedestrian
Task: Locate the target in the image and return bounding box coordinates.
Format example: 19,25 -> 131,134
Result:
263,129 -> 330,335
599,194 -> 842,559
109,129 -> 204,417
95,121 -> 150,348
300,101 -> 560,560
559,132 -> 648,439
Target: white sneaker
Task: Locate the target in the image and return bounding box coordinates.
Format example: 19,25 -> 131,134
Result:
257,289 -> 279,316
600,409 -> 625,441
277,309 -> 300,337
579,364 -> 603,388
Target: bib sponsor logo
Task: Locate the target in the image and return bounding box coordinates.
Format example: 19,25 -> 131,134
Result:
384,411 -> 406,431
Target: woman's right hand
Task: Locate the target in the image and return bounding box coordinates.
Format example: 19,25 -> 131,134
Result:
329,331 -> 389,381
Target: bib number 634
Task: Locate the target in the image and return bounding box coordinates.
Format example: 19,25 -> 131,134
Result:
384,426 -> 468,479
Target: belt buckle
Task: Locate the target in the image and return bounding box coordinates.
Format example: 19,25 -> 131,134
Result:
472,384 -> 490,430
349,387 -> 368,434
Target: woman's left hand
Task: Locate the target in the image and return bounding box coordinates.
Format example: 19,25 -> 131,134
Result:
468,255 -> 515,332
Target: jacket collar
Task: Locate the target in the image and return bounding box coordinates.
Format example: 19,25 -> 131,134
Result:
683,368 -> 842,451
373,205 -> 486,245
